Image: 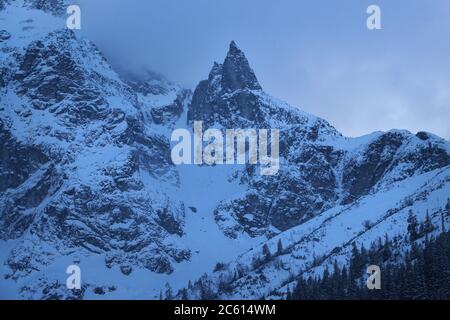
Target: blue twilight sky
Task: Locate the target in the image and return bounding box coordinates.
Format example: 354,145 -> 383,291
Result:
76,0 -> 450,139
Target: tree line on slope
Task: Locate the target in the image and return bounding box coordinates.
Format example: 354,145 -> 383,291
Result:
288,200 -> 450,300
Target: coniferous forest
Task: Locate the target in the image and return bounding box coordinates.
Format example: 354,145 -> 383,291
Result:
288,206 -> 450,300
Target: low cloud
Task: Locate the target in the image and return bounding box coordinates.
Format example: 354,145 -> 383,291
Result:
76,0 -> 450,139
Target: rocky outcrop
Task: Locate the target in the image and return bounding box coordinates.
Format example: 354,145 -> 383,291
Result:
0,6 -> 190,284
23,0 -> 71,16
1,1 -> 450,300
189,42 -> 450,238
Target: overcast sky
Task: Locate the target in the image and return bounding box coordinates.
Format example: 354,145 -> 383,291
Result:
76,0 -> 450,139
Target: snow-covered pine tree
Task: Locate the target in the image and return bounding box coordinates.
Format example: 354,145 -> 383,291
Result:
262,243 -> 271,262
422,210 -> 434,235
407,209 -> 419,241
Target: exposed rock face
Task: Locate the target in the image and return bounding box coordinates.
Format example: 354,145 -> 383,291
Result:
0,4 -> 190,287
188,41 -> 450,238
342,131 -> 450,203
221,41 -> 262,92
1,0 -> 70,15
14,30 -> 130,123
150,90 -> 190,126
1,2 -> 450,300
187,42 -> 342,237
23,0 -> 71,16
188,42 -> 266,128
0,30 -> 11,41
178,42 -> 450,300
118,68 -> 192,127
119,69 -> 174,97
0,0 -> 11,10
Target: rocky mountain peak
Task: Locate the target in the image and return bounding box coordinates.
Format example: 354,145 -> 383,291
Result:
221,40 -> 262,92
188,41 -> 269,126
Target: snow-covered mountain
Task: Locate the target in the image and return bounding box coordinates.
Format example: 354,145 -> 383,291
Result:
0,1 -> 449,300
0,1 -> 191,299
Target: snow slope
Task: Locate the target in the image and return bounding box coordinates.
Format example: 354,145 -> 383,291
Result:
0,1 -> 449,300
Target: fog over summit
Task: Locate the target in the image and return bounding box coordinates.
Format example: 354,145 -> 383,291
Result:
75,0 -> 450,139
